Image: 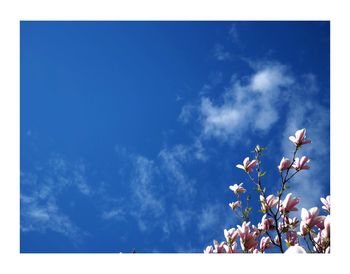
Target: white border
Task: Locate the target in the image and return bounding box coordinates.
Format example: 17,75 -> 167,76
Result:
1,0 -> 349,273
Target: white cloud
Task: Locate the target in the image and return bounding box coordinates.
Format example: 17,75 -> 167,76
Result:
131,155 -> 164,217
250,66 -> 294,93
73,162 -> 91,196
158,146 -> 196,200
20,154 -> 92,240
200,97 -> 241,139
172,207 -> 195,232
112,142 -> 207,234
101,208 -> 125,221
229,23 -> 239,44
196,63 -> 294,143
21,186 -> 81,240
178,104 -> 196,124
197,203 -> 221,232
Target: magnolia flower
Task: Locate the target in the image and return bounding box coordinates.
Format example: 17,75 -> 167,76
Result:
285,231 -> 299,246
278,157 -> 291,172
311,227 -> 330,253
240,234 -> 258,252
229,183 -> 246,194
280,193 -> 300,213
213,240 -> 227,253
236,157 -> 257,173
284,216 -> 299,228
292,156 -> 310,171
204,245 -> 213,253
224,228 -> 239,243
289,128 -> 311,147
237,221 -> 251,236
278,221 -> 285,231
258,214 -> 274,231
237,222 -> 258,252
300,207 -> 326,236
320,196 -> 330,213
260,194 -> 278,212
229,201 -> 241,210
254,145 -> 262,153
285,246 -> 306,254
251,225 -> 261,238
224,242 -> 238,253
259,236 -> 272,252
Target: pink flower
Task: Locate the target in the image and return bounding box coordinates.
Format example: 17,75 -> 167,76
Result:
258,214 -> 274,231
300,207 -> 326,230
236,157 -> 257,173
224,242 -> 238,253
224,228 -> 239,243
278,157 -> 291,172
280,193 -> 300,213
320,195 -> 330,213
284,216 -> 299,228
285,231 -> 299,246
251,225 -> 261,238
229,183 -> 246,194
237,221 -> 250,237
237,222 -> 258,252
229,201 -> 241,210
278,221 -> 285,231
260,194 -> 278,213
292,156 -> 310,171
313,230 -> 330,253
259,236 -> 272,252
204,245 -> 213,253
213,240 -> 227,253
289,128 -> 312,147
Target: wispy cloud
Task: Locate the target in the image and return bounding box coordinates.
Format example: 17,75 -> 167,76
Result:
158,144 -> 197,198
197,203 -> 221,232
229,23 -> 240,44
101,208 -> 126,221
131,155 -> 164,217
21,154 -> 92,241
178,104 -> 196,124
111,143 -> 203,234
197,202 -> 238,244
214,44 -> 231,61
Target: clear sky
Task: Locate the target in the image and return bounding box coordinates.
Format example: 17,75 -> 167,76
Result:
20,21 -> 330,253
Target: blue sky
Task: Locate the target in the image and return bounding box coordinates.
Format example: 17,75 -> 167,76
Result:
20,21 -> 330,253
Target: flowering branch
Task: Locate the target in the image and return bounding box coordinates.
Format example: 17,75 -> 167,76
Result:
204,128 -> 330,254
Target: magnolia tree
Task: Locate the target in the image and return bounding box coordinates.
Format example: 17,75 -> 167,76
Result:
204,129 -> 330,254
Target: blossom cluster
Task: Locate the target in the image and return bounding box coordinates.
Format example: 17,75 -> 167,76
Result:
204,128 -> 330,254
